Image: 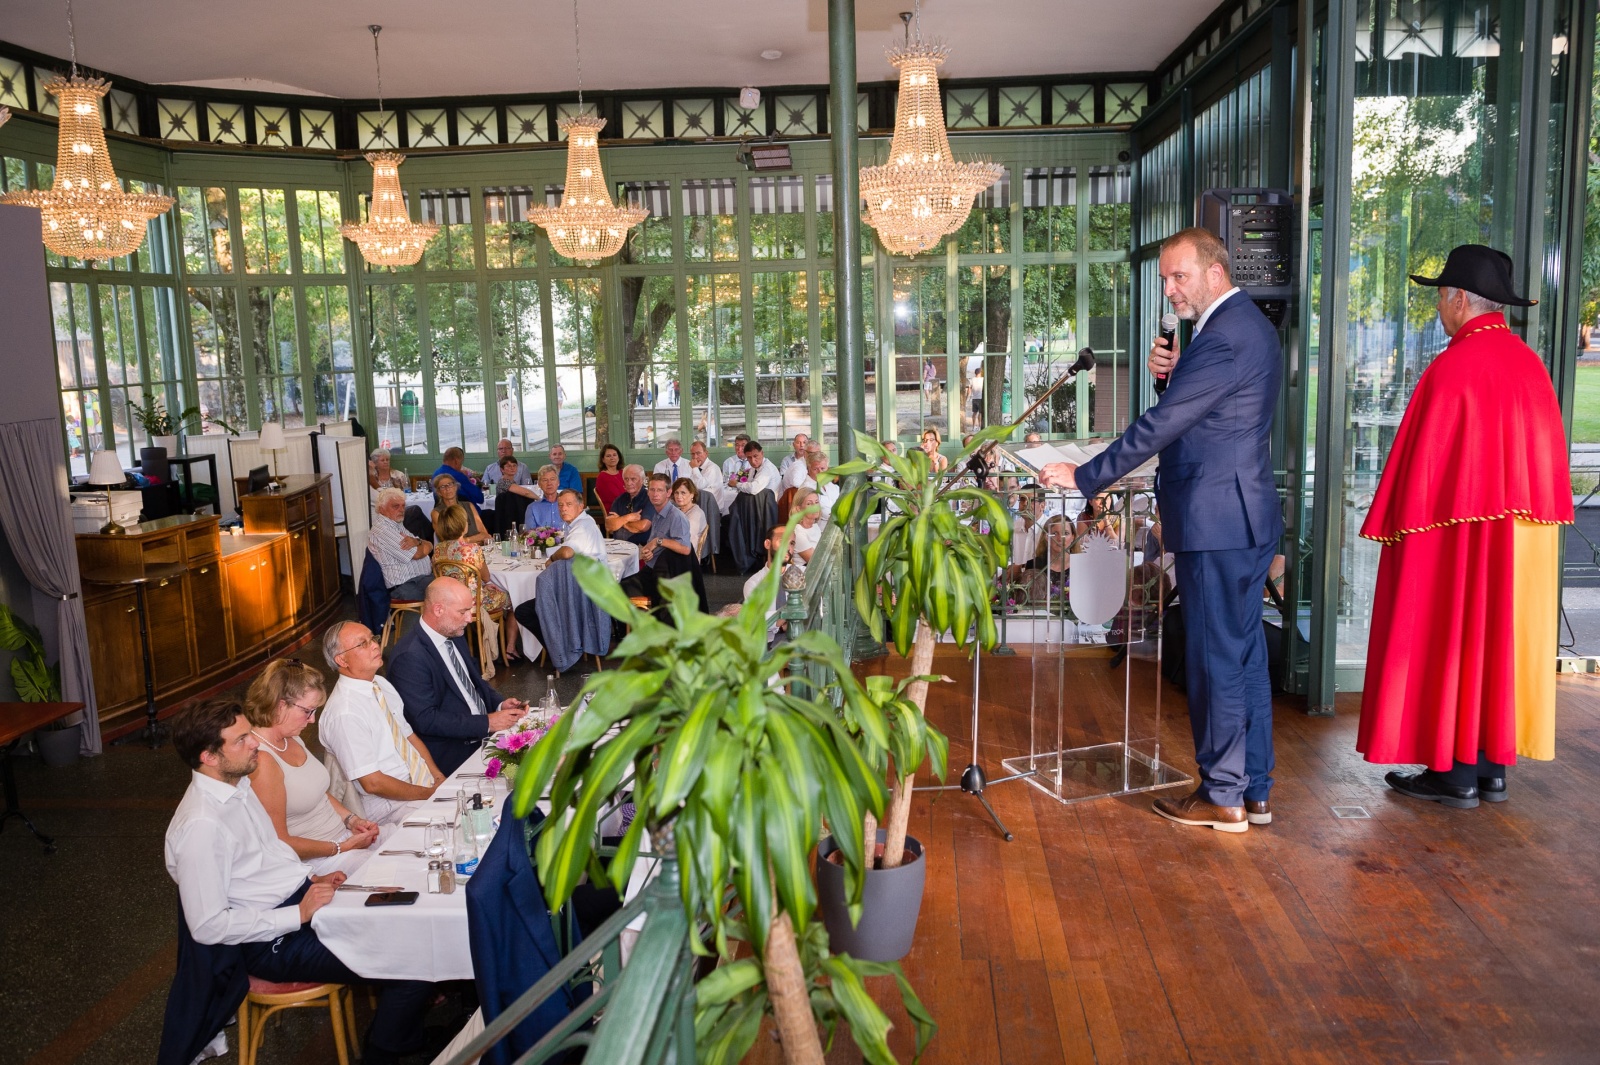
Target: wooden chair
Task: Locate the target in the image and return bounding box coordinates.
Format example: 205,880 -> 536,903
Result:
238,978 -> 357,1065
776,486 -> 799,526
379,597 -> 423,651
433,557 -> 512,675
408,472 -> 433,491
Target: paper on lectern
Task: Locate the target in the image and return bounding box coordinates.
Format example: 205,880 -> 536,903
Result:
1013,441 -> 1158,481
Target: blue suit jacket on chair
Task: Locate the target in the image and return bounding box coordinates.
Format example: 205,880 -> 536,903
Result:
1076,291 -> 1283,553
388,622 -> 506,775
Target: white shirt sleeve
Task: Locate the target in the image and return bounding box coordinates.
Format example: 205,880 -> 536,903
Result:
168,812 -> 302,945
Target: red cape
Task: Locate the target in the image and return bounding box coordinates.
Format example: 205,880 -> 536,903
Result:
1360,314 -> 1572,544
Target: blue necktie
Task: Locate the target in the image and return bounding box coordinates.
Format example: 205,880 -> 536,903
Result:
672,462 -> 679,481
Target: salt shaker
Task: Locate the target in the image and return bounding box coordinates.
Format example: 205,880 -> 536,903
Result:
426,860 -> 443,894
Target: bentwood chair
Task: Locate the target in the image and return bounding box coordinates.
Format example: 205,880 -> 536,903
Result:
238,978 -> 357,1065
434,558 -> 513,676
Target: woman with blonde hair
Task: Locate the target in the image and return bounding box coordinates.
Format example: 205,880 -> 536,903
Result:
244,658 -> 382,874
435,503 -> 521,665
432,472 -> 490,544
919,427 -> 949,474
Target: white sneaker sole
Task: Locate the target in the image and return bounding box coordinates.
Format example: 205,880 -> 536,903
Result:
1154,805 -> 1248,833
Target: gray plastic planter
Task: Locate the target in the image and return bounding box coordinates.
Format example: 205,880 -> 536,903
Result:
815,830 -> 925,962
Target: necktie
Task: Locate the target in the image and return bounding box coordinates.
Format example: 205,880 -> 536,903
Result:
373,683 -> 433,786
446,639 -> 488,715
672,462 -> 679,481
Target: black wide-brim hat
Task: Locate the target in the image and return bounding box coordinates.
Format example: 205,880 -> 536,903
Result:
1409,244 -> 1536,306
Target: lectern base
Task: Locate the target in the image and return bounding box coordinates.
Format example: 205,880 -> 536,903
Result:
1002,743 -> 1191,806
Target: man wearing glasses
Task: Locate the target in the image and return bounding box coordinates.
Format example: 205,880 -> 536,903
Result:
317,621 -> 446,826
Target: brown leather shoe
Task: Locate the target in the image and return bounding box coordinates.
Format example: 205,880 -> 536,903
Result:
1153,790 -> 1248,833
1245,799 -> 1271,825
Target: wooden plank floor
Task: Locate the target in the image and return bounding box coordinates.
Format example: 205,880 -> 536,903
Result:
752,646 -> 1600,1065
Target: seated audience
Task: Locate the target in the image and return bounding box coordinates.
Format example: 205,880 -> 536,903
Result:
367,447 -> 409,499
319,621 -> 444,825
717,524 -> 792,643
370,487 -> 435,600
652,438 -> 690,484
809,452 -> 839,512
551,488 -> 605,563
605,464 -> 652,545
524,465 -> 562,528
779,432 -> 809,476
633,472 -> 701,608
161,699 -> 433,1065
920,428 -> 950,473
727,441 -> 781,573
488,454 -> 536,530
435,504 -> 520,660
594,444 -> 627,513
483,439 -> 530,487
671,477 -> 708,560
242,659 -> 381,875
686,439 -> 734,515
389,577 -> 524,775
432,446 -> 485,505
432,472 -> 490,545
721,434 -> 751,480
549,444 -> 582,494
791,491 -> 824,564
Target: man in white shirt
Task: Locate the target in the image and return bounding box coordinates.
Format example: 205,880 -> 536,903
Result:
728,441 -> 782,572
483,438 -> 531,487
687,440 -> 735,515
652,438 -> 689,485
807,452 -> 840,513
319,621 -> 445,825
778,432 -> 809,475
551,489 -> 605,562
779,444 -> 816,494
368,488 -> 434,600
389,577 -> 524,774
721,434 -> 751,481
162,700 -> 432,1065
733,441 -> 781,496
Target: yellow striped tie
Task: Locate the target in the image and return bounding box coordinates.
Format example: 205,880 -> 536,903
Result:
374,683 -> 433,787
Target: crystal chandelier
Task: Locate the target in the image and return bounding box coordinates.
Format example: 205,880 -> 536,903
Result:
859,8 -> 1003,256
340,26 -> 438,267
0,2 -> 172,262
525,0 -> 646,263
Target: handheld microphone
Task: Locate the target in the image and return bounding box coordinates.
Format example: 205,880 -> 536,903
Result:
1154,313 -> 1179,395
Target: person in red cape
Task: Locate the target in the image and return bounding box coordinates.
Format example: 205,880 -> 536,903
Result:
1357,244 -> 1572,809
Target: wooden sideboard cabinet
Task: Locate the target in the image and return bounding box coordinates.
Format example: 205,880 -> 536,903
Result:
77,475 -> 342,738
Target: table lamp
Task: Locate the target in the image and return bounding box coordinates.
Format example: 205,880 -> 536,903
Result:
257,420 -> 286,480
87,450 -> 129,536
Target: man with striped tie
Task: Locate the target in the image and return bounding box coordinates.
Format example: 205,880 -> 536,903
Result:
318,621 -> 447,826
388,577 -> 526,775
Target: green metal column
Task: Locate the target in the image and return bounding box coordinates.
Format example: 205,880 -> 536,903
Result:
1307,0 -> 1359,715
828,0 -> 867,463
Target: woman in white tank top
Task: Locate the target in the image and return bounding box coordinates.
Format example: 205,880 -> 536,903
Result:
244,659 -> 384,875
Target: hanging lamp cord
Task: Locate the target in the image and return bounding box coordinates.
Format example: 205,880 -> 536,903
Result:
65,0 -> 78,77
370,25 -> 385,111
573,0 -> 584,108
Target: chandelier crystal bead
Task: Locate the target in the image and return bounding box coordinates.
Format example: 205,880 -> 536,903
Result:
0,77 -> 173,262
527,114 -> 647,264
860,40 -> 1003,256
340,152 -> 440,267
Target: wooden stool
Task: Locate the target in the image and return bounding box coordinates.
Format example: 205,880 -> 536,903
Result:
238,978 -> 357,1065
380,598 -> 423,650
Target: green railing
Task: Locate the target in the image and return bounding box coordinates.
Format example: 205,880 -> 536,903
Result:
442,848 -> 698,1065
783,520 -> 875,693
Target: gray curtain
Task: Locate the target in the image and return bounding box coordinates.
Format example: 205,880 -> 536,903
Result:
0,418 -> 100,754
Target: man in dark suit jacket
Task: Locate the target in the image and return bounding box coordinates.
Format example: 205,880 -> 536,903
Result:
388,576 -> 524,775
1042,226 -> 1282,834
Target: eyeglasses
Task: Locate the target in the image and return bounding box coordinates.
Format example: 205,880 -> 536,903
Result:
339,634 -> 379,657
286,701 -> 320,717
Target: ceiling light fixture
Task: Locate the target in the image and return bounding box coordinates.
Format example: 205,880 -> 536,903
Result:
526,0 -> 646,264
760,49 -> 784,60
859,4 -> 1003,256
0,0 -> 172,262
340,25 -> 439,267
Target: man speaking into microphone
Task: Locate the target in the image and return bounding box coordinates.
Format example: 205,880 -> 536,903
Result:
1039,226 -> 1282,833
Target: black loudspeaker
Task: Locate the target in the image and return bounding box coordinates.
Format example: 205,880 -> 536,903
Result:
1200,188 -> 1294,326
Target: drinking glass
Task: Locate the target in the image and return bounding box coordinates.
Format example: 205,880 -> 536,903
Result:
424,819 -> 448,860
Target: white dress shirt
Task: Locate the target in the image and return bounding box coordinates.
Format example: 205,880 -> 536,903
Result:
779,452 -> 806,475
738,460 -> 781,496
653,457 -> 689,484
780,461 -> 814,494
722,454 -> 749,480
1193,287 -> 1241,335
420,619 -> 483,712
816,481 -> 840,513
687,459 -> 736,514
792,520 -> 823,559
563,511 -> 606,561
319,674 -> 421,826
164,772 -> 310,945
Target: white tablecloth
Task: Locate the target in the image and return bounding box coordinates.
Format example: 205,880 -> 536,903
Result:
312,744 -> 654,983
485,540 -> 640,658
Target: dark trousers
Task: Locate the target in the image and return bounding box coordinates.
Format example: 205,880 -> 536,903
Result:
1442,751 -> 1507,788
1174,542 -> 1277,807
240,883 -> 434,1058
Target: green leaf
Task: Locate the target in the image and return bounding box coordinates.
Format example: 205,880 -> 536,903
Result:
565,668 -> 669,748
848,957 -> 941,1062
729,770 -> 773,955
570,553 -> 639,621
695,957 -> 765,1007
0,604 -> 43,656
761,756 -> 816,930
820,956 -> 898,1065
696,993 -> 766,1065
652,689 -> 719,817
605,806 -> 648,895
510,706 -> 576,818
697,731 -> 745,834
537,714 -> 657,910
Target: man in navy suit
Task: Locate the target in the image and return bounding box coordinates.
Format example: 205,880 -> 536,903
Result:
1042,227 -> 1282,833
388,577 -> 525,775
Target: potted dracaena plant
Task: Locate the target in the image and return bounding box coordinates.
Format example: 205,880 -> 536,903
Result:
0,602 -> 76,766
511,537 -> 936,1065
812,426 -> 1015,958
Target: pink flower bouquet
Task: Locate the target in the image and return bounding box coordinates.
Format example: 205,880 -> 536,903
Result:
482,714 -> 557,779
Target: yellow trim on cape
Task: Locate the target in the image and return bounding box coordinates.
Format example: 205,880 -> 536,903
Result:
1360,510 -> 1571,545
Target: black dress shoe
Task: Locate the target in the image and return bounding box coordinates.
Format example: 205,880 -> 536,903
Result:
1478,776 -> 1507,803
1384,769 -> 1478,809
